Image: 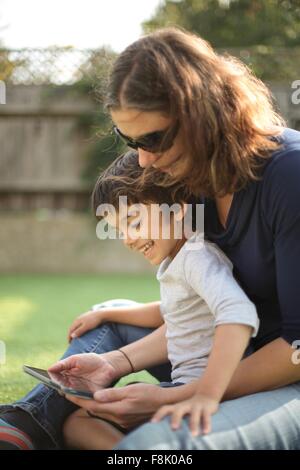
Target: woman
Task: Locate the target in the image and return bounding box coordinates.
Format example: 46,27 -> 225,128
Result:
1,27 -> 300,450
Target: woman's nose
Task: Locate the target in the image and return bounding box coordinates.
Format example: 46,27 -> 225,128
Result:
138,148 -> 158,168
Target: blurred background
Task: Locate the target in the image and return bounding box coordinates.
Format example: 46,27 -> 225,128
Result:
1,0 -> 300,401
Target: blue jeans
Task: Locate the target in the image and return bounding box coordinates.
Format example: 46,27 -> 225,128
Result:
115,381 -> 300,450
2,299 -> 300,450
0,299 -> 172,449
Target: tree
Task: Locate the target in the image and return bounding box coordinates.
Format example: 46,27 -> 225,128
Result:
142,0 -> 300,80
0,10 -> 20,82
143,0 -> 300,48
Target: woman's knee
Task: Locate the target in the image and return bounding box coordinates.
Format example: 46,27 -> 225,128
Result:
115,416 -> 230,450
115,418 -> 186,450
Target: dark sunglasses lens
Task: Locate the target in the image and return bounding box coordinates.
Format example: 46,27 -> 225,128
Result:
138,130 -> 176,152
114,127 -> 137,149
139,133 -> 163,151
114,123 -> 178,152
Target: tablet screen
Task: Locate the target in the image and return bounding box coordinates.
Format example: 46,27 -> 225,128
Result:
23,366 -> 101,396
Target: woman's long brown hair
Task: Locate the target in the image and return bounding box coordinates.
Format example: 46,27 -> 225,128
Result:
105,26 -> 286,198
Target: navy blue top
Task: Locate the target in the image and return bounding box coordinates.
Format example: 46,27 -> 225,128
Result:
204,128 -> 300,350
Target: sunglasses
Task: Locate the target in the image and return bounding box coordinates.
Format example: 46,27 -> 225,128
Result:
113,121 -> 179,153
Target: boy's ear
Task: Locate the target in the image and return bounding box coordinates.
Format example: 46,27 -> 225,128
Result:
173,202 -> 188,223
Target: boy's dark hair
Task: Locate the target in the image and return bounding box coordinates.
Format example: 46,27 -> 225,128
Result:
92,150 -> 198,218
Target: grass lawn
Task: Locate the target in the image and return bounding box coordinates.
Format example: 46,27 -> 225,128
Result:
0,274 -> 160,403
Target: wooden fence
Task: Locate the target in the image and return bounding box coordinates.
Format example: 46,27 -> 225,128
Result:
0,85 -> 96,210
1,82 -> 300,212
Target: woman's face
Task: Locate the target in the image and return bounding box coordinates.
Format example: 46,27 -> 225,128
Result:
110,108 -> 187,176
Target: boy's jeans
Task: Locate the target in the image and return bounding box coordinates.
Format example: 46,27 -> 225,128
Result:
0,299 -> 171,449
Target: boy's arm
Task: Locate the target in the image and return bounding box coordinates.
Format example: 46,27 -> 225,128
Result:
150,323 -> 253,435
95,301 -> 164,329
157,243 -> 259,402
194,323 -> 253,400
186,245 -> 259,399
156,323 -> 253,405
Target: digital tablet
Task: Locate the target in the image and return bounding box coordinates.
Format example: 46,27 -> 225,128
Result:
23,365 -> 101,399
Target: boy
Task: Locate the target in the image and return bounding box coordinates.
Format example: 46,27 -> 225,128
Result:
62,150 -> 259,449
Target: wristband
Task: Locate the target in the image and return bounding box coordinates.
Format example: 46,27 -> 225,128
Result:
118,349 -> 135,373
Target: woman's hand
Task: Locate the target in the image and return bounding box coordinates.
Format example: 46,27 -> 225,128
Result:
151,393 -> 219,436
48,351 -> 131,388
64,383 -> 166,430
68,310 -> 106,342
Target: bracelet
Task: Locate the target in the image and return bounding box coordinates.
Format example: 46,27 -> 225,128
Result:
118,349 -> 135,373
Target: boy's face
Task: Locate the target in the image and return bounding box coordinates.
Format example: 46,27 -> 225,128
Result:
106,203 -> 186,266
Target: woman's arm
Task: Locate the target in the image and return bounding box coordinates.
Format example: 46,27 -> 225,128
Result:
63,330 -> 299,429
223,337 -> 300,400
157,336 -> 300,405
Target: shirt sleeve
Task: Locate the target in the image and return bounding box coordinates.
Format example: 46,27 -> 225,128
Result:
262,148 -> 300,345
183,242 -> 260,337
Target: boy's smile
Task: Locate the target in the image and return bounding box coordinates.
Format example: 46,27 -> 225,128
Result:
137,240 -> 155,257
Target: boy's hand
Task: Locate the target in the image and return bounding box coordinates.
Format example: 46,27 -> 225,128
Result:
150,393 -> 219,436
68,310 -> 105,342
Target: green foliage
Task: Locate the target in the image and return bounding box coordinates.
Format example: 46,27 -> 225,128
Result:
72,49 -> 127,185
219,45 -> 300,81
75,105 -> 126,185
143,0 -> 300,80
0,48 -> 22,82
82,134 -> 126,184
143,0 -> 300,47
